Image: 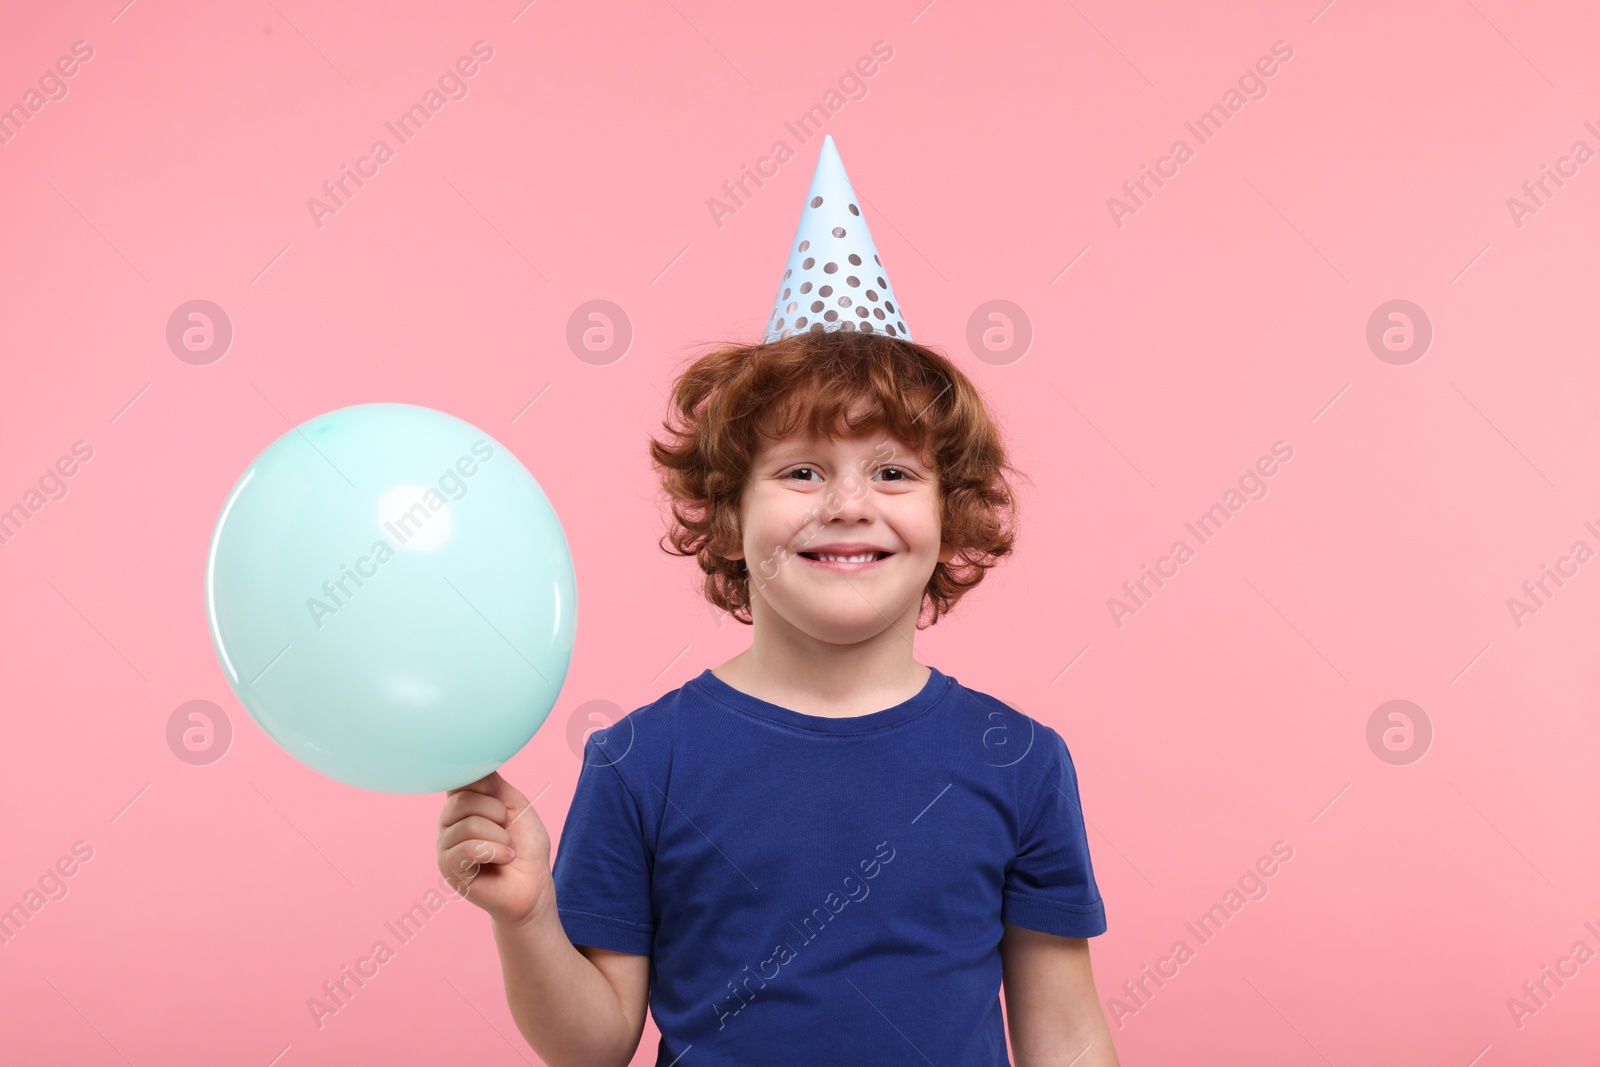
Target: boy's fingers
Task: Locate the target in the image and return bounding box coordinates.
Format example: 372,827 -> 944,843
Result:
493,774 -> 532,810
442,772 -> 541,854
439,815 -> 513,854
491,782 -> 542,835
443,840 -> 515,883
447,770 -> 530,811
445,770 -> 504,799
438,789 -> 508,828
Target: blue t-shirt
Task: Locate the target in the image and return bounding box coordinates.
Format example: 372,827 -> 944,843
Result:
551,664 -> 1106,1066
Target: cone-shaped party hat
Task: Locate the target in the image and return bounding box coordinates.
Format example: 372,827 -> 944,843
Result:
764,135 -> 911,343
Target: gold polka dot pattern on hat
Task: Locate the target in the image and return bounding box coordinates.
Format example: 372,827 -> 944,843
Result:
764,135 -> 912,344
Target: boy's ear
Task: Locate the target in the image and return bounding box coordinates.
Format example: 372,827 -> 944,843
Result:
937,541 -> 958,564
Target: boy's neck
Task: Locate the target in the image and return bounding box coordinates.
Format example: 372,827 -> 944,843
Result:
712,622 -> 931,720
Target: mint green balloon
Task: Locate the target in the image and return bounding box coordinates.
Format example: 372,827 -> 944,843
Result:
205,403 -> 576,794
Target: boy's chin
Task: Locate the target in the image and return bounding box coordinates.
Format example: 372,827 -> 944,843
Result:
779,601 -> 916,645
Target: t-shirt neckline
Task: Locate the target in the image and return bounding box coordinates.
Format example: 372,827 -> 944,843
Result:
691,663 -> 954,735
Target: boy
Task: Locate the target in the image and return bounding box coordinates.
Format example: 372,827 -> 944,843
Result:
436,136 -> 1120,1066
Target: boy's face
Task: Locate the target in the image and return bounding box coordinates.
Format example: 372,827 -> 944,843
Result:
728,423 -> 957,644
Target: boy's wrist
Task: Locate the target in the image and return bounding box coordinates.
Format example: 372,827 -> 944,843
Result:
494,890 -> 558,934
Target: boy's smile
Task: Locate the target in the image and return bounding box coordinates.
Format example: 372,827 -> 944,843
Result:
796,541 -> 893,572
726,422 -> 957,645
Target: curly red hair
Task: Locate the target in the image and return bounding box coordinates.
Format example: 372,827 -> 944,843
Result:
648,329 -> 1025,628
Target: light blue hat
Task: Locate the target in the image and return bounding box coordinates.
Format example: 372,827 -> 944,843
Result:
764,135 -> 912,343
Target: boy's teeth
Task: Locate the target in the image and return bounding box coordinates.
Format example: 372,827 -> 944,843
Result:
818,552 -> 877,562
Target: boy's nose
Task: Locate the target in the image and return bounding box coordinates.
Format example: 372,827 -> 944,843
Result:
827,476 -> 874,521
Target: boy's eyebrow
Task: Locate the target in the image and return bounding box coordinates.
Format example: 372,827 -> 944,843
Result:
756,441 -> 813,464
759,439 -> 932,470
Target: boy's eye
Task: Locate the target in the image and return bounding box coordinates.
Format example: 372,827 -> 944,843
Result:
785,465 -> 913,482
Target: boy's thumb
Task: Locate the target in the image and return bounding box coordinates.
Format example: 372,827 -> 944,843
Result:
503,792 -> 544,847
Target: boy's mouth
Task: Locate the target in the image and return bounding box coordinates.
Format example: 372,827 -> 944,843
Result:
797,549 -> 893,569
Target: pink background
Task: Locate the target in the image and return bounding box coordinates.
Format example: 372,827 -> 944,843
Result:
3,0 -> 1598,1062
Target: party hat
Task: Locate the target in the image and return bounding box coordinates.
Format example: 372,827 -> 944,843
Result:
764,135 -> 912,343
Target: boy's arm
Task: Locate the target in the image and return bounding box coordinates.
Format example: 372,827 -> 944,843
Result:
1000,923 -> 1121,1067
492,903 -> 651,1067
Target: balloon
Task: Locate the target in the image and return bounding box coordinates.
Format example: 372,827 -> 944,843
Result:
204,403 -> 576,793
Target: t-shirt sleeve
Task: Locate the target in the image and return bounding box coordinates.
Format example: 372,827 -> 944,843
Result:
1001,726 -> 1107,938
550,734 -> 656,955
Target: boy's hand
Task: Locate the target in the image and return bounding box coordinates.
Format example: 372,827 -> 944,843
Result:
437,770 -> 553,929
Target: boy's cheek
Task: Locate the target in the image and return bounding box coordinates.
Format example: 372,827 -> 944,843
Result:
752,543 -> 794,582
